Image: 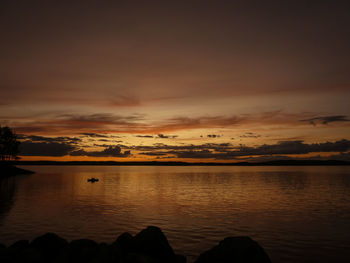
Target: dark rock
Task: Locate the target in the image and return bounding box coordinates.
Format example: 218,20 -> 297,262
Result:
114,232 -> 133,252
9,239 -> 29,250
112,227 -> 186,263
15,247 -> 43,263
111,232 -> 133,261
0,244 -> 7,263
174,254 -> 187,263
30,233 -> 68,261
0,228 -> 271,263
5,240 -> 42,263
194,236 -> 271,263
84,242 -> 118,263
69,238 -> 98,249
65,239 -> 99,262
133,226 -> 175,260
96,243 -> 116,263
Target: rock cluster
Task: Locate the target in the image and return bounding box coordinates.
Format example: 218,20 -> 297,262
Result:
0,226 -> 271,263
194,236 -> 271,263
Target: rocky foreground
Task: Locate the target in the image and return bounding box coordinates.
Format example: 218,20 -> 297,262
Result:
0,226 -> 271,263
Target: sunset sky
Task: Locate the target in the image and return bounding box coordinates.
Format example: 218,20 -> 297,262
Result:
1,0 -> 349,162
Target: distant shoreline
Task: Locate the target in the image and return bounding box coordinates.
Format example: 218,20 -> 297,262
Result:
11,160 -> 350,166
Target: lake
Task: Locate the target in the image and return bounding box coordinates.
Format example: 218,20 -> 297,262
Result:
1,166 -> 350,262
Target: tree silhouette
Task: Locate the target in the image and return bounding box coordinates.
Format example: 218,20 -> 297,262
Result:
0,126 -> 20,162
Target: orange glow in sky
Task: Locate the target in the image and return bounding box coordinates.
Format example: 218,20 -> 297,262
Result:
1,1 -> 349,162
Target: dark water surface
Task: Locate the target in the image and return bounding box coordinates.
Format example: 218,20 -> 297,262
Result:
1,166 -> 350,262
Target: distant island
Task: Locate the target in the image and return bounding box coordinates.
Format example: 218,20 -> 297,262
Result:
11,160 -> 350,166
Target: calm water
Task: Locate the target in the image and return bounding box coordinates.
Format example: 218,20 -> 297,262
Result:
1,166 -> 350,262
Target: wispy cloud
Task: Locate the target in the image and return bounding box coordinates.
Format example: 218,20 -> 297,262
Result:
156,134 -> 178,139
239,132 -> 261,138
135,135 -> 154,138
70,146 -> 131,157
137,140 -> 350,160
207,134 -> 221,138
80,133 -> 110,138
5,111 -> 350,136
300,115 -> 350,126
10,113 -> 147,135
19,135 -> 81,144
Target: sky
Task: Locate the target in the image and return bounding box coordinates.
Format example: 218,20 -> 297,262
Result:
1,0 -> 350,162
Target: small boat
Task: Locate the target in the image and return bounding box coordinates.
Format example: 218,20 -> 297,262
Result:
87,178 -> 99,183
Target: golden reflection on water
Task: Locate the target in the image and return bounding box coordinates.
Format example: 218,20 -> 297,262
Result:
1,166 -> 350,263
